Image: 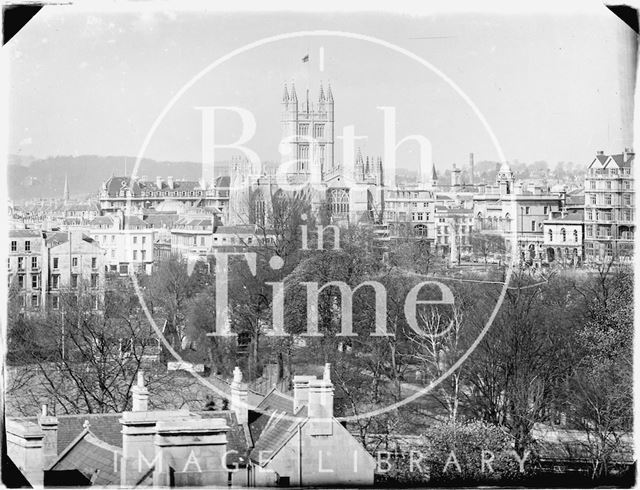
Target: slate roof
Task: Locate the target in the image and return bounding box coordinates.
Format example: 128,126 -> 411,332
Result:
215,176 -> 231,189
256,388 -> 294,414
609,153 -> 634,168
250,413 -> 301,465
215,225 -> 256,235
49,430 -> 122,486
249,389 -> 295,442
21,413 -> 123,455
175,216 -> 214,228
62,203 -> 100,213
198,410 -> 251,467
44,231 -> 71,247
9,229 -> 42,238
249,405 -> 309,466
89,216 -> 116,226
103,176 -> 204,197
143,213 -> 180,228
553,210 -> 584,222
123,215 -> 149,229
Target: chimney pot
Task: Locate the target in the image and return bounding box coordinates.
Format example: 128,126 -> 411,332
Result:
131,371 -> 149,412
230,366 -> 248,425
39,406 -> 59,468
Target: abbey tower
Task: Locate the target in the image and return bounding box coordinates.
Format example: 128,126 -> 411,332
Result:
281,82 -> 335,182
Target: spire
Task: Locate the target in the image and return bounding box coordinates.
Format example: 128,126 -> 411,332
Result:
282,83 -> 289,102
63,174 -> 69,202
290,82 -> 298,102
306,88 -> 310,113
431,162 -> 438,182
356,147 -> 364,166
319,82 -> 326,102
327,83 -> 334,103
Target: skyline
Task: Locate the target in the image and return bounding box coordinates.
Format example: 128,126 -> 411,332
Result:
6,4 -> 636,174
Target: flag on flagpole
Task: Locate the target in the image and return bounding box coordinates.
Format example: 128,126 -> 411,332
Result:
302,54 -> 309,63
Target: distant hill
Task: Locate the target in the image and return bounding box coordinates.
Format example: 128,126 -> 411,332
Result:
6,155 -> 231,203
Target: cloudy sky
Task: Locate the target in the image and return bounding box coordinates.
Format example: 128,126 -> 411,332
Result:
6,1 -> 636,173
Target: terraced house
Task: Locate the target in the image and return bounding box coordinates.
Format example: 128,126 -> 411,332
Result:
583,149 -> 634,262
8,229 -> 106,314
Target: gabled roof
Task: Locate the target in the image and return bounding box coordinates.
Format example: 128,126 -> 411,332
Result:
607,153 -> 634,169
48,429 -> 122,486
19,413 -> 123,455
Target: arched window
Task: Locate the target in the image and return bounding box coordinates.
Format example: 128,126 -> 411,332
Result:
573,229 -> 578,243
414,224 -> 428,237
329,189 -> 349,216
561,228 -> 566,242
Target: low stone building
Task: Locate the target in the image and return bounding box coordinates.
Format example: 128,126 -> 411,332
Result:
6,365 -> 375,487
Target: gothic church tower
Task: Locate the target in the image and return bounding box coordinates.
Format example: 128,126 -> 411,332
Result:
280,82 -> 334,181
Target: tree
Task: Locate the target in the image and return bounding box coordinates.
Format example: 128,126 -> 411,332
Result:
470,233 -> 506,265
565,268 -> 633,479
146,256 -> 205,351
7,282 -> 168,415
463,272 -> 578,456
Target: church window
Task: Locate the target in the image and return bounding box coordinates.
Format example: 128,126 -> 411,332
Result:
298,145 -> 309,171
313,124 -> 324,138
329,189 -> 349,216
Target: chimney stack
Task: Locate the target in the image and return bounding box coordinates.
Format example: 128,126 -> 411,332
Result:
155,176 -> 163,189
308,363 -> 334,436
39,404 -> 59,468
230,366 -> 248,425
6,419 -> 45,487
596,150 -> 605,156
131,371 -> 149,412
293,375 -> 315,413
167,176 -> 174,189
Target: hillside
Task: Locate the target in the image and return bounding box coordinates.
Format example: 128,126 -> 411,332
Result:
6,155 -> 227,202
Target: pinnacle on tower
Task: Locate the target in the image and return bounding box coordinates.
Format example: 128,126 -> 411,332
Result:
290,82 -> 298,102
327,83 -> 334,103
282,83 -> 290,102
356,147 -> 364,165
319,82 -> 326,102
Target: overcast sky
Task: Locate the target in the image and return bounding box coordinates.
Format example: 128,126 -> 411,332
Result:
6,1 -> 636,174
